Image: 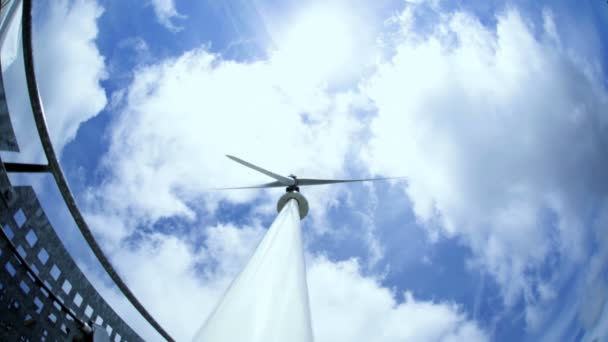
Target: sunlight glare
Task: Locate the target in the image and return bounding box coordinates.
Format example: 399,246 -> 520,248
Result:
273,6 -> 355,84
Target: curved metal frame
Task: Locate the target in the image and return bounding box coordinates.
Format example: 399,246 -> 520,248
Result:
20,1 -> 174,340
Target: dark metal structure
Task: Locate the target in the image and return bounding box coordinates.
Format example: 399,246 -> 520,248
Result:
0,0 -> 173,340
0,171 -> 141,341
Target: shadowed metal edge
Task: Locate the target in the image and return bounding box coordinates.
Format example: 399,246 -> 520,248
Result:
20,0 -> 174,340
0,0 -> 20,152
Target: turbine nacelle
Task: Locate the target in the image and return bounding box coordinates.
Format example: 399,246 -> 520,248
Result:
287,174 -> 300,192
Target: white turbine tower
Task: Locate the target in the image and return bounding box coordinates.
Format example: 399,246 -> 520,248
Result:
192,155 -> 400,342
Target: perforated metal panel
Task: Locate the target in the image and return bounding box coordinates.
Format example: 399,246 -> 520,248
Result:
0,163 -> 143,341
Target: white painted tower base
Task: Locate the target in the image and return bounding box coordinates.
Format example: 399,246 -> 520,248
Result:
192,199 -> 313,342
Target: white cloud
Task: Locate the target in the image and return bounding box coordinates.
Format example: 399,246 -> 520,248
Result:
362,5 -> 608,328
78,222 -> 266,341
116,224 -> 266,341
2,0 -> 107,161
85,223 -> 487,341
574,203 -> 608,341
77,0 -> 607,338
93,47 -> 365,230
3,0 -> 605,340
308,257 -> 488,342
149,0 -> 185,32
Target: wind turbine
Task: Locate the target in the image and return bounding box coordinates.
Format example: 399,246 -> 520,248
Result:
192,155 -> 402,342
220,154 -> 402,219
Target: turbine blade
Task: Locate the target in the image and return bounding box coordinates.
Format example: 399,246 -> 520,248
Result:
297,177 -> 405,186
209,181 -> 286,190
226,155 -> 294,186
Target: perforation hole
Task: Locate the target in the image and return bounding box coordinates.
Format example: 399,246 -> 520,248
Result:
19,280 -> 30,294
106,325 -> 113,336
61,279 -> 72,294
34,296 -> 43,313
95,315 -> 103,325
73,292 -> 83,307
114,333 -> 122,342
37,248 -> 49,265
50,265 -> 61,280
16,245 -> 27,258
5,261 -> 16,277
42,281 -> 52,296
29,264 -> 40,276
3,225 -> 14,239
14,209 -> 26,228
84,305 -> 93,318
25,230 -> 38,247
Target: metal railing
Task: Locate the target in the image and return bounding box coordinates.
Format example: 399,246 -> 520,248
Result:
0,0 -> 175,340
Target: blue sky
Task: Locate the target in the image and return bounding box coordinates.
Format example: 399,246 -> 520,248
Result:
3,0 -> 608,341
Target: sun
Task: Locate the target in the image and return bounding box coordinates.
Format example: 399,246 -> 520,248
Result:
272,5 -> 355,84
